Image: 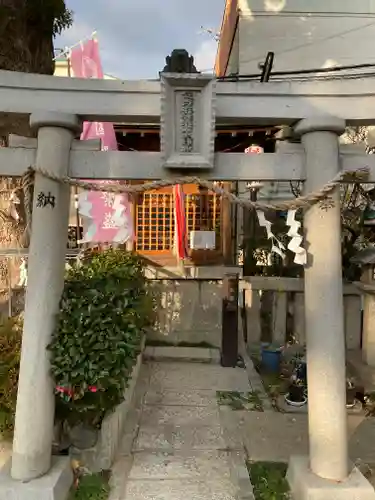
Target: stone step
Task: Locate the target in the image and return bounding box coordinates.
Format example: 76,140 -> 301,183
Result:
133,423 -> 226,452
148,362 -> 251,392
143,346 -> 221,364
144,389 -> 218,407
128,450 -> 232,480
139,405 -> 221,428
123,478 -> 236,500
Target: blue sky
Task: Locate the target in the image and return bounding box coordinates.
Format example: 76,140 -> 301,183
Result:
54,0 -> 223,79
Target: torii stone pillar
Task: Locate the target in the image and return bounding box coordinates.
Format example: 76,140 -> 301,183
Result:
11,112 -> 81,482
287,117 -> 375,499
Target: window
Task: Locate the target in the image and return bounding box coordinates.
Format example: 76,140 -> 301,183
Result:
135,185 -> 222,254
185,189 -> 221,250
135,192 -> 175,252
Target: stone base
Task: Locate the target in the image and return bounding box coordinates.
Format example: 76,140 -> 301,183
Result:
287,456 -> 375,500
0,456 -> 72,500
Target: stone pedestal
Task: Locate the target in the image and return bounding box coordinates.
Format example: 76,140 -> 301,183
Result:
10,112 -> 80,483
287,456 -> 375,500
0,457 -> 72,500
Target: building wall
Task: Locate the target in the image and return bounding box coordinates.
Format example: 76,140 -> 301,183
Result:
226,26 -> 240,75
149,279 -> 223,347
237,0 -> 375,74
54,59 -> 70,77
218,1 -> 375,204
215,0 -> 239,76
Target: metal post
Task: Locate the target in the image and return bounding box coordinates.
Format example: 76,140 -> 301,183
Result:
221,272 -> 239,367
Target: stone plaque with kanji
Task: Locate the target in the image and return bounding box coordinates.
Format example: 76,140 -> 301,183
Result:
160,73 -> 216,169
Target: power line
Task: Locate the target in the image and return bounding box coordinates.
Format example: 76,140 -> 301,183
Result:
217,62 -> 375,81
267,72 -> 375,84
248,12 -> 375,18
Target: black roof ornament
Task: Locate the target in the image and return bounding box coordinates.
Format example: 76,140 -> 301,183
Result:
161,49 -> 199,74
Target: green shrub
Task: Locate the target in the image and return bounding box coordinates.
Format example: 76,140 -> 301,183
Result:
0,315 -> 22,437
48,249 -> 153,427
247,461 -> 289,500
69,472 -> 110,500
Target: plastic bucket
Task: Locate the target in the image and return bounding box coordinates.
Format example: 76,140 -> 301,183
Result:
261,347 -> 281,373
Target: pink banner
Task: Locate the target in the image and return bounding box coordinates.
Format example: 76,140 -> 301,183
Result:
70,39 -> 133,243
173,185 -> 187,259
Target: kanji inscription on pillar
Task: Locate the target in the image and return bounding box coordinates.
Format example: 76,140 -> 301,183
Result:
36,191 -> 56,208
160,72 -> 215,169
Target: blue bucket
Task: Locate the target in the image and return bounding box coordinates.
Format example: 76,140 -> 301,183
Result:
261,345 -> 281,373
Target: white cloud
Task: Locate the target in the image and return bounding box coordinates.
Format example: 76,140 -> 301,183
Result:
193,39 -> 218,73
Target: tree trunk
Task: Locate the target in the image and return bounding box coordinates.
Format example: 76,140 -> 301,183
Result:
0,0 -> 56,136
0,1 -> 69,313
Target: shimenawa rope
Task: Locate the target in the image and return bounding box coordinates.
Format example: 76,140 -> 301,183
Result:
21,165 -> 370,239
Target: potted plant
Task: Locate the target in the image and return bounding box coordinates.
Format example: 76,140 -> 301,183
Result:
285,376 -> 307,407
292,355 -> 307,387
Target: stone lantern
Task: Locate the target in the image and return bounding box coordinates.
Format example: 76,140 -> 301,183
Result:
351,247 -> 375,366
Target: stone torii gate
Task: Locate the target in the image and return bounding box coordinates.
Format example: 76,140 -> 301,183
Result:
1,51 -> 375,499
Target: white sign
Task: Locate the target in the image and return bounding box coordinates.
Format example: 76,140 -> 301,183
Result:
190,230 -> 216,250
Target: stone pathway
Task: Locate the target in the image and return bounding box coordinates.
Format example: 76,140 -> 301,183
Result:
110,357 -> 253,500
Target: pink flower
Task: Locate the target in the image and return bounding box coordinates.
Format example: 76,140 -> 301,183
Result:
88,386 -> 98,393
56,385 -> 74,397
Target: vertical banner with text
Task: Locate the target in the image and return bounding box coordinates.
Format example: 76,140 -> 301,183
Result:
70,39 -> 133,244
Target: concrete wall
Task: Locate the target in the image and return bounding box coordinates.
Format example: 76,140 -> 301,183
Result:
237,0 -> 375,74
149,279 -> 223,347
215,0 -> 239,76
242,277 -> 362,349
145,266 -> 243,348
146,273 -> 363,351
226,26 -> 240,75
